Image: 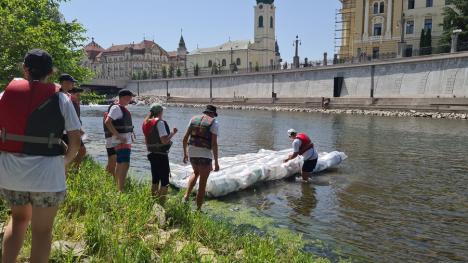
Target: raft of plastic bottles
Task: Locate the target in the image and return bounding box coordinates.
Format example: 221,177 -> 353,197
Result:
170,149 -> 347,197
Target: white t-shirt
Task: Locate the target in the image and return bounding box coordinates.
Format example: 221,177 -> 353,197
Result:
105,105 -> 133,148
187,119 -> 219,159
156,121 -> 168,137
292,138 -> 318,161
0,93 -> 81,192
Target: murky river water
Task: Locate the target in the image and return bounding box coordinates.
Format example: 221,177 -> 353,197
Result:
82,105 -> 468,262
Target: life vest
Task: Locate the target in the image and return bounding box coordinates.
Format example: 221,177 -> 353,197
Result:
188,115 -> 214,149
144,118 -> 172,154
103,103 -> 134,138
70,96 -> 80,121
0,79 -> 65,156
296,133 -> 314,155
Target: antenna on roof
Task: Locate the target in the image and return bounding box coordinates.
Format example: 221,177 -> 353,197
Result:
143,33 -> 146,40
229,36 -> 231,42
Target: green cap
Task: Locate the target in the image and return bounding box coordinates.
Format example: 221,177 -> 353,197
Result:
150,103 -> 165,115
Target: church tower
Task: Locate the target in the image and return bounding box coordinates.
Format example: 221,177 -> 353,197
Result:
253,0 -> 276,67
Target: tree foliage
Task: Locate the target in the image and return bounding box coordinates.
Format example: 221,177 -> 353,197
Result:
441,0 -> 468,51
161,66 -> 167,79
0,0 -> 92,89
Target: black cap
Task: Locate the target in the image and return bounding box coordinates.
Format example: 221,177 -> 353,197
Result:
24,49 -> 53,74
69,87 -> 84,93
59,73 -> 77,83
203,105 -> 218,117
118,89 -> 136,97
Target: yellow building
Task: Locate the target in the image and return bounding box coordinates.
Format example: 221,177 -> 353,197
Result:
339,0 -> 447,60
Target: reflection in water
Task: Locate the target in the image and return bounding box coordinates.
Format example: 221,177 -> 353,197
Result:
287,182 -> 317,217
81,106 -> 468,263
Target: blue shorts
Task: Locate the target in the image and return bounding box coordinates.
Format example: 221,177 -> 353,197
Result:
116,148 -> 131,163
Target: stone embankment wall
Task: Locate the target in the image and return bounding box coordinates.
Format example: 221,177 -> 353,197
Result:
126,53 -> 468,102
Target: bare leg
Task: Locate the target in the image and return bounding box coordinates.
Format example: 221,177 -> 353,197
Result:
301,172 -> 312,182
30,206 -> 59,263
115,162 -> 130,192
106,154 -> 117,176
73,145 -> 86,168
151,184 -> 159,197
184,168 -> 200,201
2,205 -> 32,263
196,166 -> 211,210
158,186 -> 168,204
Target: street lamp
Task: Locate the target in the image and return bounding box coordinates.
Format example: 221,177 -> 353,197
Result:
451,29 -> 462,53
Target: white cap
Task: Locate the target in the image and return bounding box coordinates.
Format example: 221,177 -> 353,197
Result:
287,129 -> 297,136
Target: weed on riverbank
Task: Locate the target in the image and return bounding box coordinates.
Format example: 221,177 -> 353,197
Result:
0,159 -> 334,262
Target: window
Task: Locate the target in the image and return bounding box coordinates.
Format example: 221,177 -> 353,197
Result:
208,60 -> 213,67
406,20 -> 414,34
270,16 -> 273,28
372,47 -> 380,59
236,58 -> 241,66
258,16 -> 264,28
408,0 -> 415,9
373,3 -> 379,14
380,2 -> 385,13
405,45 -> 413,57
424,18 -> 432,31
373,23 -> 382,36
222,59 -> 226,67
426,0 -> 433,7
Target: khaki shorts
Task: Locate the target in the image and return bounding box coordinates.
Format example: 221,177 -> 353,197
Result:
0,188 -> 66,208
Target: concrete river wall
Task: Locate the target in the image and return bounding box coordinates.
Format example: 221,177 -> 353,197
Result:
126,53 -> 468,111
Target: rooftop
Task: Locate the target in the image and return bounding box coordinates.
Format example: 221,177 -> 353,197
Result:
190,40 -> 251,55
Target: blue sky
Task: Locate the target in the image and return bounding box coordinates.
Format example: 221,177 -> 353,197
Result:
60,0 -> 341,63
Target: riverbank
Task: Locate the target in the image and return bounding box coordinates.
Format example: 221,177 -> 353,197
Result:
133,96 -> 468,120
0,159 -> 331,263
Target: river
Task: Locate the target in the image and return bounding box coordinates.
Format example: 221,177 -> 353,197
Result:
81,105 -> 468,262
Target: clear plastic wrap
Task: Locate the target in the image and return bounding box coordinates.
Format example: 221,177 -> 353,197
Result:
170,149 -> 347,197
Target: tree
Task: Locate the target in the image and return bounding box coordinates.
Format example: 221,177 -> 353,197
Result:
168,65 -> 174,78
0,0 -> 92,89
194,64 -> 200,76
142,70 -> 148,80
255,62 -> 260,72
132,73 -> 137,80
420,29 -> 433,55
136,71 -> 142,80
441,0 -> 468,51
176,67 -> 182,77
161,66 -> 167,79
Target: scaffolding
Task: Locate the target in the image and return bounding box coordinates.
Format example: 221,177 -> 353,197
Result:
334,0 -> 356,60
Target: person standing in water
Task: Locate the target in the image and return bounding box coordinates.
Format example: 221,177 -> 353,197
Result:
284,129 -> 318,181
182,105 -> 220,210
142,103 -> 177,203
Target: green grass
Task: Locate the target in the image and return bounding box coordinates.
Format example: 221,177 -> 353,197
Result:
0,158 -> 332,262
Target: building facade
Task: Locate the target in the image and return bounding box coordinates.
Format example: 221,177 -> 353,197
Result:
187,0 -> 281,73
83,37 -> 187,80
339,0 -> 448,60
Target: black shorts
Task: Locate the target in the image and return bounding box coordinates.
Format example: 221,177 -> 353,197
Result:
62,134 -> 84,146
190,157 -> 212,167
148,153 -> 170,186
106,147 -> 116,156
302,158 -> 318,173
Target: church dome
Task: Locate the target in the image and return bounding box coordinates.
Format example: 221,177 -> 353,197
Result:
257,0 -> 274,4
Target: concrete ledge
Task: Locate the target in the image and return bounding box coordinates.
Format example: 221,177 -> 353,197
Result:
165,97 -> 468,112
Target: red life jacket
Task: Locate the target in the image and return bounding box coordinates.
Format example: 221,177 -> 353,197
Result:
103,103 -> 133,138
296,133 -> 314,155
189,115 -> 214,149
143,118 -> 172,154
0,79 -> 65,156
